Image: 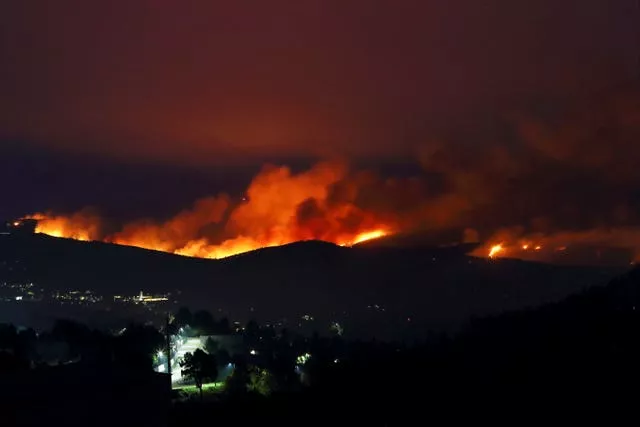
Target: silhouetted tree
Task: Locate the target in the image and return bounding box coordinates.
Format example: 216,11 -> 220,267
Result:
0,323 -> 17,351
16,327 -> 37,363
244,319 -> 260,345
0,350 -> 28,372
193,310 -> 216,335
0,323 -> 29,371
270,352 -> 296,388
204,337 -> 219,354
180,349 -> 218,400
224,357 -> 249,394
216,317 -> 231,334
215,348 -> 231,366
51,319 -> 92,358
175,307 -> 193,328
115,323 -> 164,372
18,328 -> 36,344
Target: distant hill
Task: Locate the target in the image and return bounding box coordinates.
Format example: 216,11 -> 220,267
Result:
208,241 -> 625,337
0,233 -> 628,338
446,266 -> 640,396
0,232 -> 212,294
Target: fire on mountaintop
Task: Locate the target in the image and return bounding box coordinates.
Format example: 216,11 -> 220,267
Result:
21,155 -> 640,265
488,244 -> 504,258
474,227 -> 640,265
24,162 -> 394,259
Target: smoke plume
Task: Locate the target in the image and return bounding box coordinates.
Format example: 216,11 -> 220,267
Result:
25,88 -> 640,264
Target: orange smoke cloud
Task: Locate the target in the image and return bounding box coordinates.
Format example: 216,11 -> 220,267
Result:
167,162 -> 394,258
110,196 -> 230,253
26,162 -> 394,259
23,86 -> 640,266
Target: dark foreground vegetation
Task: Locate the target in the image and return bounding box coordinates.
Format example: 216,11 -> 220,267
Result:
2,267 -> 640,426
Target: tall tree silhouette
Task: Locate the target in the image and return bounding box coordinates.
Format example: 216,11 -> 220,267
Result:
180,349 -> 218,400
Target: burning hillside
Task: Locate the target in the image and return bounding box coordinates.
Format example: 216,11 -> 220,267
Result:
18,88 -> 640,264
24,162 -> 394,259
474,228 -> 640,265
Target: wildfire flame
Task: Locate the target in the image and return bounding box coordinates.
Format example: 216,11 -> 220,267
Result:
338,229 -> 389,247
25,212 -> 99,242
473,225 -> 640,265
488,243 -> 504,258
25,163 -> 393,259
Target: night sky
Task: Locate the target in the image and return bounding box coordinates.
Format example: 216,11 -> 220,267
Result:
1,1 -> 639,257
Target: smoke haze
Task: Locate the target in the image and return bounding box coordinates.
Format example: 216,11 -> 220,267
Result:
24,87 -> 640,263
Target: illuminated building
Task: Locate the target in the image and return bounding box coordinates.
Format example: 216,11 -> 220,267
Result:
135,291 -> 169,303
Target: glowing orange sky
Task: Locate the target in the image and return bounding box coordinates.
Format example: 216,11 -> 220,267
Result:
1,1 -> 635,164
2,1 -> 639,264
